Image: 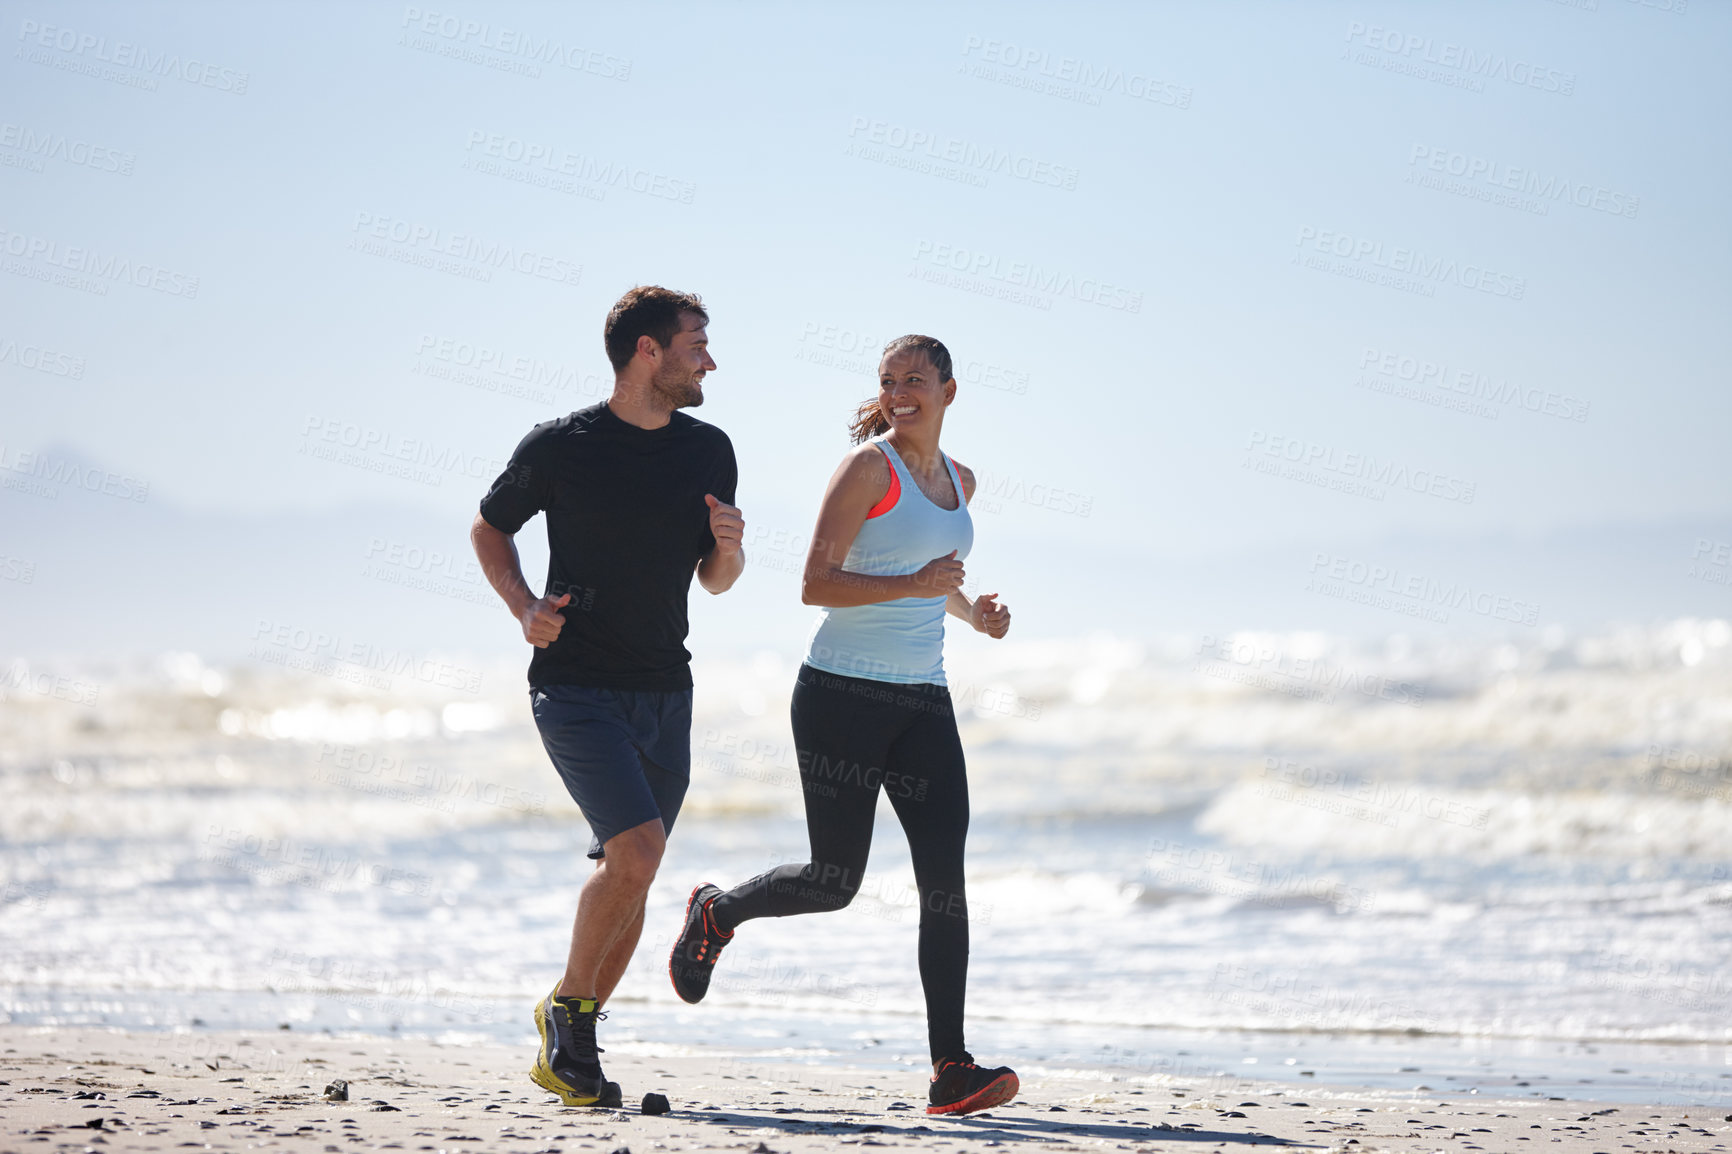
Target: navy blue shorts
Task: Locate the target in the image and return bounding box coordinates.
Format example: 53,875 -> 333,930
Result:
530,684 -> 693,860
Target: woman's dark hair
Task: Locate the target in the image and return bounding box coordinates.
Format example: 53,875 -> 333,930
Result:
603,285 -> 708,371
848,334 -> 954,445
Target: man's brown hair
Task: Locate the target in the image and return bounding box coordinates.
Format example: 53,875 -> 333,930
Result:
603,285 -> 709,372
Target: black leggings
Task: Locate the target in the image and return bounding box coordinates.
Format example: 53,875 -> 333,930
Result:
710,664 -> 972,1063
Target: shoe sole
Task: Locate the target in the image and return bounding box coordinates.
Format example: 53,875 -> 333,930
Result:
529,999 -> 616,1107
668,883 -> 715,1005
926,1072 -> 1019,1116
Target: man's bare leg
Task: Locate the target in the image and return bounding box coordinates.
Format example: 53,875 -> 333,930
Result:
594,903 -> 645,1005
556,819 -> 664,999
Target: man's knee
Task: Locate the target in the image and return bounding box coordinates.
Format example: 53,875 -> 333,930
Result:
600,821 -> 665,888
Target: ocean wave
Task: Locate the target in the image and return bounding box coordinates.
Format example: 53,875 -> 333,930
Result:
1196,780 -> 1732,860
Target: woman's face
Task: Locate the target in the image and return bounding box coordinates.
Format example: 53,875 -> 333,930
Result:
878,350 -> 955,435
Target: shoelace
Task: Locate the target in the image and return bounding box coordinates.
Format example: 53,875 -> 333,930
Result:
694,905 -> 731,965
553,1004 -> 607,1058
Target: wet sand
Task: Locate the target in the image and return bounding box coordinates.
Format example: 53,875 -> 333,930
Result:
2,1026 -> 1726,1153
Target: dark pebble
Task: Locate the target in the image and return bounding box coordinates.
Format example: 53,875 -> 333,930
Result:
641,1093 -> 670,1116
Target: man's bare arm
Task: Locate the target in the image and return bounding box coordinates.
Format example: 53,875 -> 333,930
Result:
696,493 -> 745,594
471,512 -> 570,647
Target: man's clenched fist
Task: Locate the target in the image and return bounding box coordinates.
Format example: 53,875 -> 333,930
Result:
520,592 -> 570,648
705,493 -> 744,556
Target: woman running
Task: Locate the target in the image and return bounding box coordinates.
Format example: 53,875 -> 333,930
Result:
669,334 -> 1017,1116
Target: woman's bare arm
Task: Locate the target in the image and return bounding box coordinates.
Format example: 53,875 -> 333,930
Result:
800,446 -> 965,607
938,462 -> 1009,636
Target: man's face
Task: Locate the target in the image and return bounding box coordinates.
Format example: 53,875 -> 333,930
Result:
649,312 -> 716,409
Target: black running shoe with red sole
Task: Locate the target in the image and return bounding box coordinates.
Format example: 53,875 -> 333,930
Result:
668,883 -> 732,1004
927,1054 -> 1019,1116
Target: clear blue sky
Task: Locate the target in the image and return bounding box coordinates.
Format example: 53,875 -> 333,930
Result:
4,1 -> 1729,655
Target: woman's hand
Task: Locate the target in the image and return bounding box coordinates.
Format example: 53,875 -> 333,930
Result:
970,592 -> 1011,639
913,550 -> 967,597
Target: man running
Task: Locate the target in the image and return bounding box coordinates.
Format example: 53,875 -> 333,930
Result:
471,285 -> 743,1106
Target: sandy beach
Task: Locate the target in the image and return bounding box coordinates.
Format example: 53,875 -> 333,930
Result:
2,1027 -> 1726,1154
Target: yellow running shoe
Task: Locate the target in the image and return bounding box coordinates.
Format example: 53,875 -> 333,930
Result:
529,989 -> 621,1107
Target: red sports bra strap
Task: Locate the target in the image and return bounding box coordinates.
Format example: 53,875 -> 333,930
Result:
865,444 -> 900,518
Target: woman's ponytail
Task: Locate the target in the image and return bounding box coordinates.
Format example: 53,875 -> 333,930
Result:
848,398 -> 890,445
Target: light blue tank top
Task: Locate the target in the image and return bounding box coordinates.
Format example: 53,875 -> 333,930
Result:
805,437 -> 974,686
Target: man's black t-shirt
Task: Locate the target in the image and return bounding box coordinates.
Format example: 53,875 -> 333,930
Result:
478,402 -> 737,692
